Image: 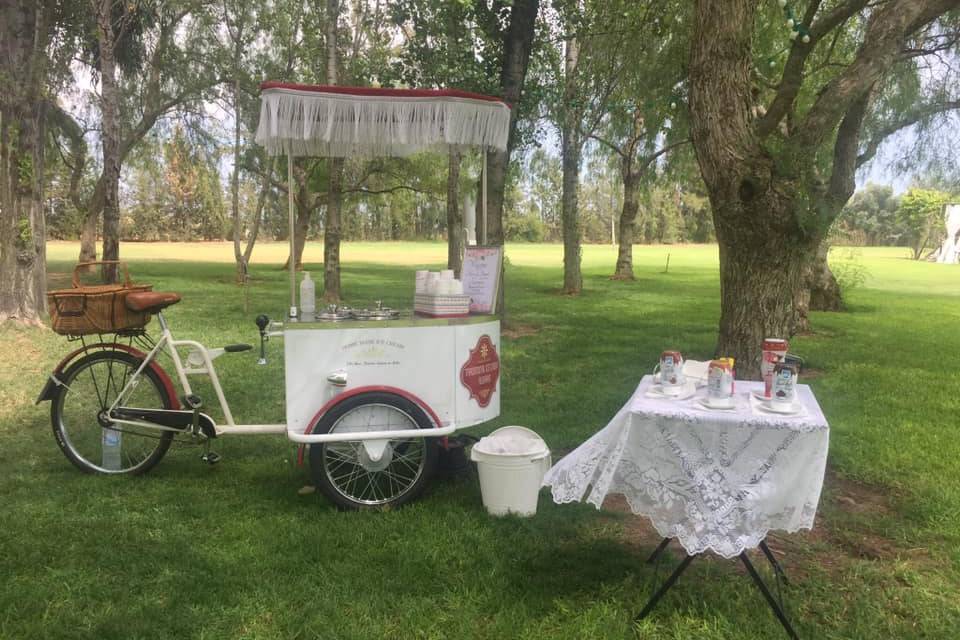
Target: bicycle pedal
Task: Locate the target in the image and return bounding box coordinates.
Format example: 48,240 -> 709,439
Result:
201,451 -> 221,465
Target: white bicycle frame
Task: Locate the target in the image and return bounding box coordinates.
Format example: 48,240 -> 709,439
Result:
107,312 -> 457,448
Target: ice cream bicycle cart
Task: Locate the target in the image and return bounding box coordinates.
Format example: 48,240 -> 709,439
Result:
38,83 -> 510,510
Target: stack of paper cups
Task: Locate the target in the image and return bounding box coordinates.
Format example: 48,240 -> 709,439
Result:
415,270 -> 429,294
426,272 -> 440,294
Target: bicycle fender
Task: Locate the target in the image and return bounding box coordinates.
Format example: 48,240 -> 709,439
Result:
37,342 -> 181,409
35,375 -> 61,404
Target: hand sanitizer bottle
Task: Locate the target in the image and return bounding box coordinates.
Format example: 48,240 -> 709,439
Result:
300,272 -> 316,316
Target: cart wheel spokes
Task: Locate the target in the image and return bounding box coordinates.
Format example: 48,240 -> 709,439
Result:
310,394 -> 438,510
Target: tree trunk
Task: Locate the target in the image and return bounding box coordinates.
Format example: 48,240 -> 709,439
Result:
322,0 -> 343,303
484,0 -> 540,315
0,105 -> 47,324
230,25 -> 246,284
324,158 -> 343,302
79,209 -> 98,262
96,0 -> 122,283
613,167 -> 639,279
808,242 -> 843,311
560,133 -> 582,293
561,36 -> 582,294
243,158 -> 275,266
715,222 -> 812,378
446,150 -> 463,276
286,190 -> 312,271
0,1 -> 49,325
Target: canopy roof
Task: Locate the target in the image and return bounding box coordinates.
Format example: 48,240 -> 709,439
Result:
255,82 -> 511,158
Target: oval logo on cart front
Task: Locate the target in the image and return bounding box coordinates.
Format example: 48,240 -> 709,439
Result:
460,334 -> 500,408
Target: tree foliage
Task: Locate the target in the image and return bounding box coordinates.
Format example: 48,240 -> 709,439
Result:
896,187 -> 953,259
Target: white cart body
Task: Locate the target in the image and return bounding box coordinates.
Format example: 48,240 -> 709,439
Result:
284,316 -> 500,442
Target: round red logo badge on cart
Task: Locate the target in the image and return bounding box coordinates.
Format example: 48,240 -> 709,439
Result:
460,334 -> 500,408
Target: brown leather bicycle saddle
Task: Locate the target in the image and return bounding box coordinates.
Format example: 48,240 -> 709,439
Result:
125,291 -> 181,313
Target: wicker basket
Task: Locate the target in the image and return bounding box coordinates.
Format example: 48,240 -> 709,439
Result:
47,261 -> 153,336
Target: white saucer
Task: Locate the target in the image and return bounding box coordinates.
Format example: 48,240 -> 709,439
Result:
697,397 -> 737,411
654,374 -> 707,388
757,399 -> 802,415
648,382 -> 697,401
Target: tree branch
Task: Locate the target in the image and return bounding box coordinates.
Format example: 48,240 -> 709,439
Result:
343,185 -> 431,195
796,0 -> 960,150
757,0 -> 870,138
857,99 -> 960,167
640,138 -> 690,169
827,86 -> 874,218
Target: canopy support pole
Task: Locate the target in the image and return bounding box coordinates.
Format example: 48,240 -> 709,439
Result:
287,150 -> 297,318
481,151 -> 488,245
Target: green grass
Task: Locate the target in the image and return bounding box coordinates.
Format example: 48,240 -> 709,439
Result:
2,241 -> 959,639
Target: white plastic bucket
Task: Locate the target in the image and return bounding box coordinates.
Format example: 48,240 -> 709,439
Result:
470,426 -> 551,517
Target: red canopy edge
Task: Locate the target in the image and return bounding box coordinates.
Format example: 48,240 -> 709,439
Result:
260,81 -> 511,109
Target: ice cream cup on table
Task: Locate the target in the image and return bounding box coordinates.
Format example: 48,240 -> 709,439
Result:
770,362 -> 799,409
659,350 -> 685,395
761,338 -> 789,398
706,358 -> 735,407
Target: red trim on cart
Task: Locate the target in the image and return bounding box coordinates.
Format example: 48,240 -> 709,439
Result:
259,81 -> 511,108
296,385 -> 444,466
53,343 -> 181,410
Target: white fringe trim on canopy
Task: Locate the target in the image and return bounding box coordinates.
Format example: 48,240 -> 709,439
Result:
255,86 -> 511,158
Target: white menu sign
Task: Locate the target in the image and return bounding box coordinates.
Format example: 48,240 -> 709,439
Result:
461,246 -> 503,314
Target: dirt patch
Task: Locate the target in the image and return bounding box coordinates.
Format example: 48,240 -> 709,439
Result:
502,323 -> 542,339
826,469 -> 894,517
800,367 -> 825,380
595,468 -> 929,581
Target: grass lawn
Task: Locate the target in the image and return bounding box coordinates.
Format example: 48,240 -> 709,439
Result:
2,241 -> 959,639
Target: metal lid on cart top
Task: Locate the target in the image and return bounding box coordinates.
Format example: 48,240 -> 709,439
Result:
315,304 -> 353,321
350,301 -> 401,321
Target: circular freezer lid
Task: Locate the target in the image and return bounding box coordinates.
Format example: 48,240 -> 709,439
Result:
315,304 -> 353,321
350,307 -> 401,321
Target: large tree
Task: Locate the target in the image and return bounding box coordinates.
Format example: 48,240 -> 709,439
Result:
390,0 -> 499,276
688,0 -> 960,377
0,1 -> 61,323
77,2 -> 222,270
481,0 -> 540,313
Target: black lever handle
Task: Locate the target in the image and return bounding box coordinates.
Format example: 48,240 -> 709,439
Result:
255,314 -> 270,365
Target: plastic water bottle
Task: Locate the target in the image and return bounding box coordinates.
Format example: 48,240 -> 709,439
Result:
300,272 -> 316,315
102,428 -> 122,471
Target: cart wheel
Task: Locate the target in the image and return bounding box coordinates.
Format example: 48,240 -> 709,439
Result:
309,392 -> 438,510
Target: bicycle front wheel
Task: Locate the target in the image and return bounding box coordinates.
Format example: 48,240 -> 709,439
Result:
51,350 -> 175,475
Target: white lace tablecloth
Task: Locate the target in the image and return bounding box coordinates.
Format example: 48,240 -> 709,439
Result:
543,375 -> 830,559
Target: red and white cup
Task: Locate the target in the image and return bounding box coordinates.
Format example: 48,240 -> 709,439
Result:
761,338 -> 789,398
659,350 -> 685,394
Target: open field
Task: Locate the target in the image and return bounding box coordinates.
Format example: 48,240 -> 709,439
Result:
2,242 -> 959,638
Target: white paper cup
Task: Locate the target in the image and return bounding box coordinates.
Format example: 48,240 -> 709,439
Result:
415,270 -> 428,293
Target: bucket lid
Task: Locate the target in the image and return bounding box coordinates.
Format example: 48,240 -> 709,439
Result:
473,425 -> 549,457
